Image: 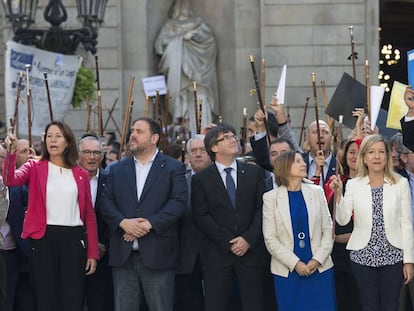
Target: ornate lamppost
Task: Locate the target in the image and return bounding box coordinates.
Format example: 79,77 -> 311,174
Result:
1,0 -> 107,54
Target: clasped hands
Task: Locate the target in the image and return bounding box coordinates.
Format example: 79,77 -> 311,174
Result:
230,236 -> 250,257
120,218 -> 152,242
294,259 -> 320,277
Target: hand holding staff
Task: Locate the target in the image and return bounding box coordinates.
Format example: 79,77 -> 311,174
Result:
249,55 -> 271,145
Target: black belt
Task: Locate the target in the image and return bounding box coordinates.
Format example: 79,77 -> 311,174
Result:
0,248 -> 17,255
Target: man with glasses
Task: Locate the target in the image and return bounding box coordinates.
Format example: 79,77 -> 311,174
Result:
175,134 -> 211,311
78,134 -> 114,311
191,123 -> 267,311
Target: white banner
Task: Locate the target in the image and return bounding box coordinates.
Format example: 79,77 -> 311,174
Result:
5,41 -> 82,137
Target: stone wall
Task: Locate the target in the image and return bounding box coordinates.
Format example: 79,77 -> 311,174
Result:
0,0 -> 379,143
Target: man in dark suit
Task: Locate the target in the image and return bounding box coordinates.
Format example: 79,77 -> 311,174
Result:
78,134 -> 114,311
175,134 -> 211,311
101,117 -> 187,311
401,86 -> 414,152
191,123 -> 267,311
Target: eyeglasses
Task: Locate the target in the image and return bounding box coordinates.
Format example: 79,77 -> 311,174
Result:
216,135 -> 239,143
190,147 -> 207,155
81,150 -> 102,157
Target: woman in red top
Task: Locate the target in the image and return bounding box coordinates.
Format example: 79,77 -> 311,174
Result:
3,121 -> 99,311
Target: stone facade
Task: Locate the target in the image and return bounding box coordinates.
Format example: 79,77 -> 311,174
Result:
0,0 -> 379,141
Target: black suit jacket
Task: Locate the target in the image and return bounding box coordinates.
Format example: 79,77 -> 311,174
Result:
176,171 -> 203,274
191,161 -> 267,267
101,152 -> 188,269
95,171 -> 109,249
7,186 -> 30,267
401,117 -> 414,152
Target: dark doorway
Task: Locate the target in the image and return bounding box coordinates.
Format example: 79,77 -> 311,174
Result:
379,0 -> 414,109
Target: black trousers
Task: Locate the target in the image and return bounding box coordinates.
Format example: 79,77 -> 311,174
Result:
0,251 -> 6,308
352,261 -> 403,311
202,260 -> 265,311
175,256 -> 204,311
30,225 -> 87,311
86,254 -> 114,311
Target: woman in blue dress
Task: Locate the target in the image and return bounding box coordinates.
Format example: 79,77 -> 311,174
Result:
263,151 -> 336,311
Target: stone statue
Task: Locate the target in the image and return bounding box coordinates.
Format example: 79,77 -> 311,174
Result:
155,0 -> 219,134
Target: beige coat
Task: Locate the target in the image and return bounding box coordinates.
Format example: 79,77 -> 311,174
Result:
262,182 -> 334,277
336,175 -> 414,264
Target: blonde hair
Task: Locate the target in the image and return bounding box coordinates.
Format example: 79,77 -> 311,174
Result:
356,134 -> 398,184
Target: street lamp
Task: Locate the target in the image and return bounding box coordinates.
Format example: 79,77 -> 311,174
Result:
1,0 -> 108,54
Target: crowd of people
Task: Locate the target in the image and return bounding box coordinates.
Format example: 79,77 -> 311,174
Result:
1,86 -> 414,311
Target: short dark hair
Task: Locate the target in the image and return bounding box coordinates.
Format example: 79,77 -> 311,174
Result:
41,121 -> 78,168
131,117 -> 161,146
204,123 -> 236,161
269,137 -> 294,150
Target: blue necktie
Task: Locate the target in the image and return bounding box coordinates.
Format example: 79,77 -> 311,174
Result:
225,167 -> 236,208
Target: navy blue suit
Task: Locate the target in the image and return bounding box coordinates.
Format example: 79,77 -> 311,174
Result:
86,171 -> 114,311
101,152 -> 188,269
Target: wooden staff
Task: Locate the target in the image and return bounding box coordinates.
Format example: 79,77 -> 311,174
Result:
43,72 -> 54,121
86,93 -> 92,133
11,71 -> 23,136
198,99 -> 203,133
299,96 -> 310,147
365,60 -> 371,122
321,80 -> 334,136
119,76 -> 135,160
152,97 -> 156,120
145,95 -> 149,117
181,140 -> 186,163
311,72 -> 325,185
240,107 -> 248,155
95,55 -> 103,136
349,26 -> 357,79
261,59 -> 266,105
193,81 -> 200,134
128,100 -> 134,131
332,115 -> 343,238
165,91 -> 170,138
4,71 -> 22,197
249,55 -> 271,145
157,92 -> 168,151
25,64 -> 32,147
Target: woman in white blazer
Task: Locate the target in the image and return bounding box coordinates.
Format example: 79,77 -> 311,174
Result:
330,134 -> 414,311
263,151 -> 336,311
